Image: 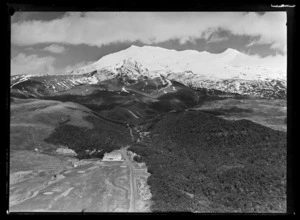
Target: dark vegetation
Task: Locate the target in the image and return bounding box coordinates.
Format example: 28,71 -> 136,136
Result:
11,80 -> 47,98
126,79 -> 163,93
11,75 -> 84,98
158,89 -> 198,105
129,111 -> 286,212
194,87 -> 245,97
194,88 -> 249,105
41,84 -> 200,124
103,76 -> 168,93
44,115 -> 132,159
100,107 -> 135,124
11,75 -> 286,212
150,101 -> 182,112
53,84 -> 107,96
150,89 -> 198,112
198,106 -> 254,116
43,90 -> 134,112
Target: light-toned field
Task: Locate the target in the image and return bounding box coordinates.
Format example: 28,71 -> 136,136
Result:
9,150 -> 152,212
193,98 -> 287,132
10,152 -> 129,212
10,98 -> 152,212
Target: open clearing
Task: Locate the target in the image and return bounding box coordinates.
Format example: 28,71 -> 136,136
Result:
192,98 -> 287,132
9,148 -> 151,212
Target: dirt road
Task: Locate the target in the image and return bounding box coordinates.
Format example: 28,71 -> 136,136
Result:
120,147 -> 136,212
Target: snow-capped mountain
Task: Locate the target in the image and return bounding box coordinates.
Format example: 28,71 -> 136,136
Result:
72,45 -> 286,80
11,45 -> 286,99
70,45 -> 286,98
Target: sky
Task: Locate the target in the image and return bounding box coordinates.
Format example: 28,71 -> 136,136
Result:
11,12 -> 287,75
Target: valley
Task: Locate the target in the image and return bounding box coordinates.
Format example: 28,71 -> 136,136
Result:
9,45 -> 287,213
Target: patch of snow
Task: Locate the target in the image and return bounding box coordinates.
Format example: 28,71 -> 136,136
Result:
73,45 -> 286,81
121,86 -> 129,93
87,76 -> 99,84
10,77 -> 30,88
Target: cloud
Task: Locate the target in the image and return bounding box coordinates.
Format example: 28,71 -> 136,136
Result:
245,40 -> 257,47
24,47 -> 34,51
206,33 -> 228,43
11,12 -> 39,23
11,53 -> 56,75
63,60 -> 95,73
232,53 -> 287,71
11,12 -> 287,53
208,36 -> 229,43
42,44 -> 66,53
270,41 -> 287,53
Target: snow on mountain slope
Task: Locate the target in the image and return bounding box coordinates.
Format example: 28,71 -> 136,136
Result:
68,45 -> 286,99
72,45 -> 286,81
10,74 -> 103,98
11,46 -> 287,99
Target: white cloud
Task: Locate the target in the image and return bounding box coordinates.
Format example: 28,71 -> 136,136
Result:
232,53 -> 287,71
63,60 -> 95,73
206,33 -> 228,43
11,12 -> 287,53
245,40 -> 257,47
42,44 -> 66,53
11,53 -> 56,75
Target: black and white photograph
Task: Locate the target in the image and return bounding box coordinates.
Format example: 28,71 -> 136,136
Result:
7,6 -> 294,214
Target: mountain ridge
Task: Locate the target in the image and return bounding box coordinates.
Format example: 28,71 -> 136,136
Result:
11,45 -> 287,99
71,45 -> 286,81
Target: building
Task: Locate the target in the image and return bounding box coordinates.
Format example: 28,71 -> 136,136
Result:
102,151 -> 122,161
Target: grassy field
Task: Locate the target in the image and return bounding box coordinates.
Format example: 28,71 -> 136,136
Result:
10,98 -> 97,152
10,159 -> 131,212
193,98 -> 287,132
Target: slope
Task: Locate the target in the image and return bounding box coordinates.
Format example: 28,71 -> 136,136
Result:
129,110 -> 286,212
73,45 -> 286,81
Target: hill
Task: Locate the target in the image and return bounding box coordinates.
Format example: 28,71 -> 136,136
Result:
129,110 -> 286,212
10,98 -> 131,158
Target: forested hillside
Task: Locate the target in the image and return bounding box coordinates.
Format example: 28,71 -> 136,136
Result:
44,116 -> 132,159
129,111 -> 286,212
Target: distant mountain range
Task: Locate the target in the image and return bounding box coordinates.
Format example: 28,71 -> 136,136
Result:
11,45 -> 287,99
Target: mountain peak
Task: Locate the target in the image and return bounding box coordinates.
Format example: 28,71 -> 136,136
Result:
221,48 -> 241,54
115,57 -> 150,80
74,45 -> 285,81
129,45 -> 139,49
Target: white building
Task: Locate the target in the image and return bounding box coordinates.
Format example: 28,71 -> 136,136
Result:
102,151 -> 122,161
